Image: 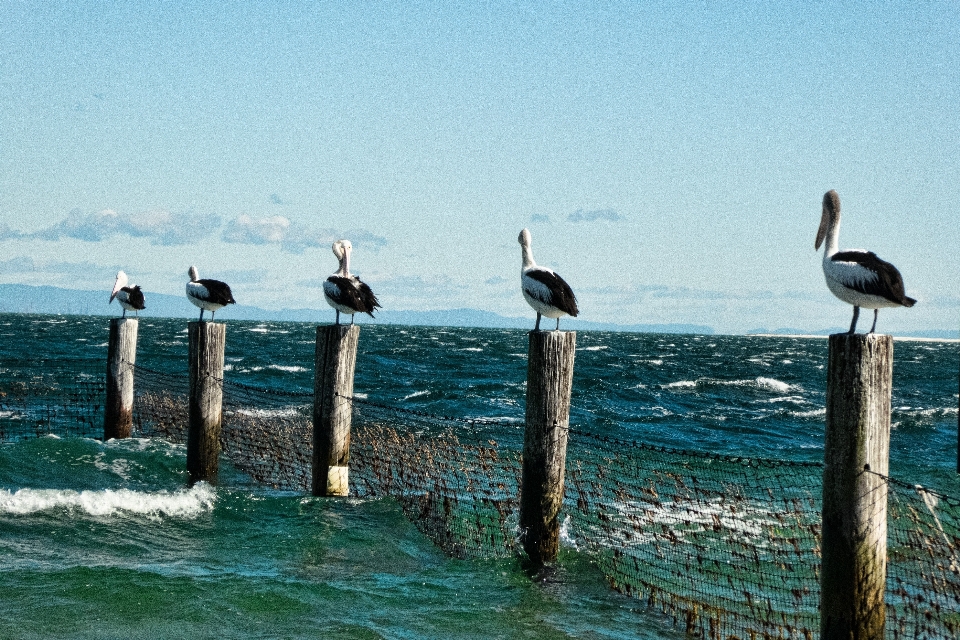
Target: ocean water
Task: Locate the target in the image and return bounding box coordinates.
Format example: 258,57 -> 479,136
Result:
1,313 -> 957,639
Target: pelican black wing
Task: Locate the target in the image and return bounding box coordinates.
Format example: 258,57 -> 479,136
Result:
356,280 -> 381,316
327,276 -> 380,316
526,269 -> 579,316
123,285 -> 146,310
831,251 -> 915,306
197,279 -> 236,305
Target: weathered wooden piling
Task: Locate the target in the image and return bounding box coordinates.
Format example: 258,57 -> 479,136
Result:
520,330 -> 576,565
187,321 -> 226,484
820,332 -> 892,640
312,324 -> 360,497
104,317 -> 138,440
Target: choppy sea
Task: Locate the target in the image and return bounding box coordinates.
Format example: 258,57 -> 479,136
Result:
1,313 -> 957,639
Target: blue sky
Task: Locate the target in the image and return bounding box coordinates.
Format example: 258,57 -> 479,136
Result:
1,2 -> 957,334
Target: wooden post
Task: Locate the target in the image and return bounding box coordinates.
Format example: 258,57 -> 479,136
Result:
820,333 -> 892,640
520,330 -> 576,566
312,324 -> 359,497
104,317 -> 138,440
187,321 -> 226,484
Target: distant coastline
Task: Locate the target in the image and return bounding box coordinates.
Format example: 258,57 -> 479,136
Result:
749,333 -> 960,343
2,282 -> 956,339
0,283 -> 712,334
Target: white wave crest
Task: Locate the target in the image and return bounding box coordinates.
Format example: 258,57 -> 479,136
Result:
0,483 -> 216,518
402,390 -> 429,401
269,365 -> 308,373
665,377 -> 795,393
753,377 -> 793,393
792,408 -> 826,418
232,407 -> 305,419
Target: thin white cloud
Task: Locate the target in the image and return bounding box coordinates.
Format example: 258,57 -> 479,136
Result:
374,274 -> 468,295
0,224 -> 24,240
568,208 -> 622,223
0,256 -> 40,273
222,215 -> 387,254
32,209 -> 221,245
0,256 -> 124,279
127,210 -> 222,245
579,283 -> 829,303
222,215 -> 291,244
216,268 -> 269,285
341,229 -> 388,251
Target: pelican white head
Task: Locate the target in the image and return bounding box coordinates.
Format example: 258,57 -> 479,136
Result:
332,240 -> 352,274
518,228 -> 532,248
518,228 -> 536,269
188,266 -> 199,282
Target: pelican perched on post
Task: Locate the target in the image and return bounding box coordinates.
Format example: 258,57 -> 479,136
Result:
518,228 -> 579,331
816,190 -> 915,334
109,271 -> 145,318
323,239 -> 381,325
186,266 -> 235,321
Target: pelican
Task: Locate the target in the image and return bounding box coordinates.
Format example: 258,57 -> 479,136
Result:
186,266 -> 236,321
816,190 -> 916,334
323,239 -> 381,325
108,271 -> 145,318
518,228 -> 579,331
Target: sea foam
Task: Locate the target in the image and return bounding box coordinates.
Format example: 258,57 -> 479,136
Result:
0,483 -> 216,518
665,377 -> 794,393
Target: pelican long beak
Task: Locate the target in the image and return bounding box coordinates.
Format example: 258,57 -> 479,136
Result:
815,207 -> 829,251
109,275 -> 124,303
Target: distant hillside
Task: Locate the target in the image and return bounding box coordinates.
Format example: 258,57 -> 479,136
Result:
746,326 -> 960,340
0,283 -> 715,334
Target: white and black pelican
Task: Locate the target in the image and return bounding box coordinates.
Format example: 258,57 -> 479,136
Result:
109,271 -> 145,318
186,266 -> 236,321
816,189 -> 916,334
518,228 -> 579,331
323,239 -> 381,325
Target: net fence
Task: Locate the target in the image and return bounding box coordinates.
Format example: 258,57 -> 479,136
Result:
0,358 -> 105,440
1,357 -> 958,639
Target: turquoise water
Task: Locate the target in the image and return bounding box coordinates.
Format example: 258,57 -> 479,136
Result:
1,313 -> 957,638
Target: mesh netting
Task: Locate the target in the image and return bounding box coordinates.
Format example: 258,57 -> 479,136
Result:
568,431 -> 825,637
348,397 -> 523,560
885,476 -> 960,637
0,359 -> 105,440
2,357 -> 959,639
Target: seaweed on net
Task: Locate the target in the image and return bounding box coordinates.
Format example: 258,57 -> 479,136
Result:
4,357 -> 959,639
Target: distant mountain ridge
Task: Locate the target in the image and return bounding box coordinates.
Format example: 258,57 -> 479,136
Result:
746,326 -> 959,340
0,283 -> 714,334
